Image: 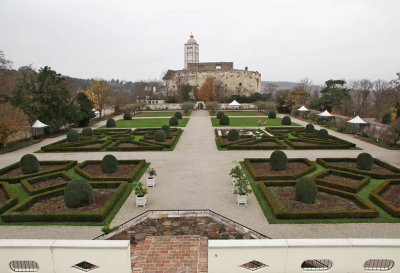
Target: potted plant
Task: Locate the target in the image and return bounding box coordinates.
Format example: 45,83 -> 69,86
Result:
147,168 -> 157,187
229,166 -> 242,188
233,174 -> 252,205
135,182 -> 148,207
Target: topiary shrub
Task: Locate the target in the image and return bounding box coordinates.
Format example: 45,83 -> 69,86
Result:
356,153 -> 373,170
269,150 -> 287,171
295,176 -> 318,204
155,130 -> 166,142
220,115 -> 230,125
64,179 -> 94,208
81,127 -> 93,136
174,112 -> 182,119
106,118 -> 116,128
101,154 -> 119,174
281,115 -> 291,125
268,111 -> 276,118
20,154 -> 40,175
169,116 -> 178,126
67,130 -> 80,143
227,129 -> 240,141
123,112 -> 132,120
305,124 -> 315,134
217,111 -> 225,119
161,125 -> 171,135
318,129 -> 329,139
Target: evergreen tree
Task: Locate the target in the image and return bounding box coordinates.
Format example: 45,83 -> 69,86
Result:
75,92 -> 95,126
318,80 -> 351,112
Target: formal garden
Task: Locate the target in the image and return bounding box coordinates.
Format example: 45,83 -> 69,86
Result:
0,154 -> 149,226
238,151 -> 400,224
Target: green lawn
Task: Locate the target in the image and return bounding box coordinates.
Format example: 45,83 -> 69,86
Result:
209,111 -> 267,116
241,161 -> 400,224
134,111 -> 191,117
211,117 -> 299,127
101,118 -> 189,128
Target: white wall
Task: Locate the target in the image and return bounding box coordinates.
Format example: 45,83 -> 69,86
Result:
0,240 -> 131,273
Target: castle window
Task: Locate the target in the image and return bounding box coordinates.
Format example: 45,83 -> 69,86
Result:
239,83 -> 242,86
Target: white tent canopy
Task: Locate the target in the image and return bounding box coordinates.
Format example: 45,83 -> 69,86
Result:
32,120 -> 48,128
297,106 -> 310,112
229,100 -> 241,106
318,110 -> 333,117
347,116 -> 367,124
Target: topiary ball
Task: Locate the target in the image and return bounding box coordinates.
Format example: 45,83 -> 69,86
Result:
269,150 -> 287,171
281,115 -> 291,125
155,130 -> 166,142
106,118 -> 116,128
67,130 -> 80,142
20,154 -> 40,175
64,179 -> 94,208
161,125 -> 171,135
123,112 -> 132,120
101,154 -> 119,174
82,127 -> 93,136
169,116 -> 178,126
174,112 -> 182,119
305,124 -> 315,134
318,129 -> 329,139
356,153 -> 373,170
268,111 -> 276,118
220,115 -> 230,125
227,129 -> 240,141
295,176 -> 318,204
216,111 -> 225,119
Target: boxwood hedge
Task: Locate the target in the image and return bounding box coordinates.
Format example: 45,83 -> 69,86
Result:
21,171 -> 74,195
0,182 -> 18,215
312,169 -> 370,193
370,179 -> 400,217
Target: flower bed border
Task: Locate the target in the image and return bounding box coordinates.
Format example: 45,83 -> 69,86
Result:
106,140 -> 163,151
370,179 -> 400,217
0,182 -> 18,215
312,169 -> 370,193
21,171 -> 74,195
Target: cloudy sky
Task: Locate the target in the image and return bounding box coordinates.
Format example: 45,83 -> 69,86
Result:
1,0 -> 399,85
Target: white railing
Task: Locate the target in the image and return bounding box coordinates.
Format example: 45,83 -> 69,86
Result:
0,239 -> 131,273
208,239 -> 400,273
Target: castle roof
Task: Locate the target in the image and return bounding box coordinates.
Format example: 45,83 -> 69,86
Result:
186,34 -> 197,45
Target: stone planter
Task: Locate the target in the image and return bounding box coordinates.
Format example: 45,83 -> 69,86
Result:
236,194 -> 248,205
147,177 -> 156,187
136,195 -> 147,207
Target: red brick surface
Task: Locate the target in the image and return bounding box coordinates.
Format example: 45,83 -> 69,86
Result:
131,235 -> 208,273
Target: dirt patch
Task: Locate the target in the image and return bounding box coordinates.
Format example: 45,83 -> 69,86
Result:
117,143 -> 141,148
381,184 -> 400,208
321,174 -> 361,187
252,162 -> 309,176
291,141 -> 319,146
82,163 -> 137,177
0,164 -> 67,178
151,138 -> 173,145
79,143 -> 103,148
25,188 -> 114,212
269,186 -> 361,210
0,188 -> 8,205
252,141 -> 280,147
329,162 -> 395,174
31,177 -> 69,190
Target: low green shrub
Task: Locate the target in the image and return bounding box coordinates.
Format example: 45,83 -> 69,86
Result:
123,112 -> 132,120
106,118 -> 116,128
81,127 -> 93,136
220,115 -> 230,125
281,116 -> 291,125
305,124 -> 315,133
318,129 -> 329,139
169,116 -> 178,126
64,179 -> 93,208
295,177 -> 318,204
67,130 -> 80,142
270,150 -> 287,171
161,125 -> 171,135
101,154 -> 118,174
155,130 -> 166,142
20,154 -> 40,175
268,111 -> 276,118
357,153 -> 373,170
174,112 -> 182,119
217,111 -> 225,119
227,129 -> 240,141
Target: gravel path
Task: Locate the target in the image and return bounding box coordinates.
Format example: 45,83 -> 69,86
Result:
0,111 -> 399,239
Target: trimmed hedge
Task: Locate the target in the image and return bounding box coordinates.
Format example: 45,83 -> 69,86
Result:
295,177 -> 318,204
268,111 -> 276,119
227,129 -> 240,141
82,127 -> 93,136
0,182 -> 18,215
283,138 -> 355,149
226,138 -> 287,150
0,161 -> 77,184
217,135 -> 255,148
281,116 -> 291,125
106,118 -> 116,128
155,130 -> 166,142
169,116 -> 178,126
312,169 -> 370,193
75,160 -> 147,182
94,129 -> 131,135
174,112 -> 182,119
1,181 -> 128,223
21,171 -> 73,195
370,179 -> 400,217
318,129 -> 329,140
270,150 -> 287,171
123,112 -> 132,120
216,111 -> 225,119
258,181 -> 378,219
20,154 -> 40,175
106,140 -> 163,151
244,158 -> 316,181
101,155 -> 119,174
161,125 -> 171,135
67,130 -> 80,143
41,140 -> 113,152
220,115 -> 230,125
356,153 -> 373,170
64,179 -> 94,208
305,124 -> 315,133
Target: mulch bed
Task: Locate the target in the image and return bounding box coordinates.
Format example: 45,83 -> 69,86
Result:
329,162 -> 394,174
222,138 -> 242,144
117,143 -> 142,148
0,188 -> 8,205
0,164 -> 67,178
31,177 -> 69,190
24,188 -> 114,212
252,141 -> 281,147
290,141 -> 319,146
82,163 -> 137,177
80,144 -> 103,148
252,162 -> 309,176
151,138 -> 173,145
381,184 -> 400,208
269,186 -> 362,210
321,174 -> 361,187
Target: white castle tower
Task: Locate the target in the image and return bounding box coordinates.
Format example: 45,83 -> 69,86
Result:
184,33 -> 199,69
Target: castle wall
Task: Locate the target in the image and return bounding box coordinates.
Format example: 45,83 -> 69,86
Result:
187,62 -> 233,71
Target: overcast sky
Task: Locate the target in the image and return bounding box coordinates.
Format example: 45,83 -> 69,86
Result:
1,0 -> 399,85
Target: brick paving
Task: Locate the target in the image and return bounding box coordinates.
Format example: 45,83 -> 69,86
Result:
131,235 -> 208,273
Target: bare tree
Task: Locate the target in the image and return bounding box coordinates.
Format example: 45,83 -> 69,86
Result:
262,83 -> 278,94
351,79 -> 373,117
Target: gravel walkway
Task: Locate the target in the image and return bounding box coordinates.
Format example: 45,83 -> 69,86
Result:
0,111 -> 399,239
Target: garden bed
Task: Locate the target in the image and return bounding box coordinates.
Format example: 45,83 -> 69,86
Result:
103,118 -> 189,128
21,171 -> 73,195
0,182 -> 18,215
370,179 -> 400,217
312,169 -> 369,193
